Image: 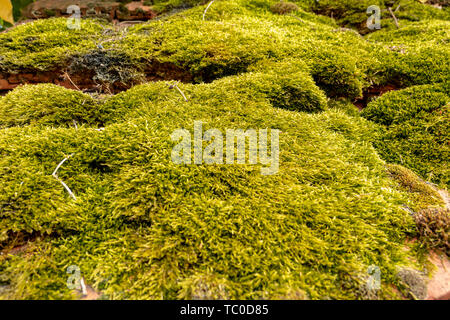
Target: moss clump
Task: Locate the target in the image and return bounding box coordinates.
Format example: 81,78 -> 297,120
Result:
362,83 -> 450,187
367,19 -> 450,45
0,84 -> 106,128
414,208 -> 450,254
227,59 -> 328,113
0,1 -> 447,97
0,18 -> 105,72
396,267 -> 427,300
103,59 -> 327,122
367,20 -> 450,86
387,0 -> 450,24
311,0 -> 384,31
270,1 -> 299,15
302,47 -> 364,99
362,83 -> 449,125
121,4 -> 372,96
386,164 -> 444,211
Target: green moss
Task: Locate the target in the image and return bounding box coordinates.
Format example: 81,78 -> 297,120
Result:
310,0 -> 385,30
0,77 -> 421,299
0,0 -> 447,300
103,60 -> 327,124
386,164 -> 444,211
328,99 -> 360,117
367,19 -> 450,44
0,1 -> 395,98
362,84 -> 449,187
389,0 -> 450,23
0,18 -> 105,72
362,83 -> 449,126
307,0 -> 450,31
122,3 -> 372,96
367,20 -> 450,86
0,84 -> 106,128
224,59 -> 328,112
0,1 -> 447,97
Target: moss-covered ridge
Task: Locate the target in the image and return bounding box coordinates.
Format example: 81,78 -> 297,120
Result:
1,0 -> 449,97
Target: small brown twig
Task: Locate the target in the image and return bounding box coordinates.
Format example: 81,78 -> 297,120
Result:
290,14 -> 305,23
388,7 -> 400,29
63,71 -> 81,91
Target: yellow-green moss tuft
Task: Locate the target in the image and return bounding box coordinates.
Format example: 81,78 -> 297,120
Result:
386,164 -> 444,211
0,84 -> 105,128
362,84 -> 450,187
414,208 -> 449,254
270,1 -> 299,15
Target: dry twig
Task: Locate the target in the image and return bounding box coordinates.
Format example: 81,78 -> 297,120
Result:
169,83 -> 189,102
63,71 -> 81,91
388,7 -> 400,29
52,154 -> 77,200
203,0 -> 215,20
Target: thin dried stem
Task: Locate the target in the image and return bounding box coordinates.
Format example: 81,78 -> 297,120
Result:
52,154 -> 77,200
388,7 -> 400,29
169,83 -> 189,102
63,71 -> 81,91
290,14 -> 305,23
203,0 -> 215,20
